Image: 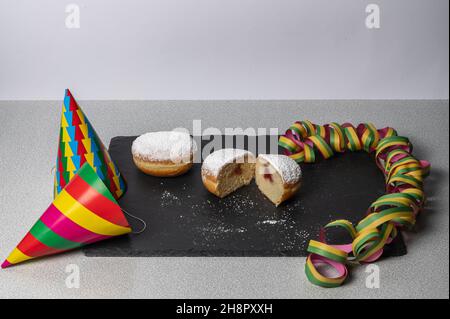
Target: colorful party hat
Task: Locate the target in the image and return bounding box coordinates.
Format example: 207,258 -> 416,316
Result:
54,89 -> 126,200
2,163 -> 131,268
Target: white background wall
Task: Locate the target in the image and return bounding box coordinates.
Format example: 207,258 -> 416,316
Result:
0,0 -> 448,100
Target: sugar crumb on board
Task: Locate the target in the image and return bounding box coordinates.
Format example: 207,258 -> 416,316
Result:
160,190 -> 181,207
257,219 -> 287,225
156,183 -> 315,253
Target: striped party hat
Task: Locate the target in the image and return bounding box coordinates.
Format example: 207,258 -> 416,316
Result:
54,89 -> 126,200
2,163 -> 131,268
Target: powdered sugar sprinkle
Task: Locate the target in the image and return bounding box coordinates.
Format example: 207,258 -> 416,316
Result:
132,131 -> 196,163
257,154 -> 302,184
202,148 -> 255,176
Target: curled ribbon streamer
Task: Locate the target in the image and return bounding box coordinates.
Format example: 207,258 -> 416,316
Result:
279,121 -> 430,288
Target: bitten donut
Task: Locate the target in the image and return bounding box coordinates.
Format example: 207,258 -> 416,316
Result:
255,154 -> 302,206
132,131 -> 196,177
201,148 -> 256,198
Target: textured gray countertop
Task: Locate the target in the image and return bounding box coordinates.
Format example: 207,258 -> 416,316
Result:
0,100 -> 448,298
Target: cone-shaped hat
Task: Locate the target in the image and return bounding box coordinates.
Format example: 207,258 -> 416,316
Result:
54,89 -> 126,200
2,163 -> 131,268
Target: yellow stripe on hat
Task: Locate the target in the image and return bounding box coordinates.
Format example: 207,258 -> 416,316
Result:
6,248 -> 32,265
53,190 -> 130,236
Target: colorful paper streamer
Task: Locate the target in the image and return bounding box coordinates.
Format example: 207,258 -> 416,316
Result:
2,163 -> 131,268
54,89 -> 126,200
279,121 -> 430,288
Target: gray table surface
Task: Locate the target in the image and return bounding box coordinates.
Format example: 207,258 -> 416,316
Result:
0,100 -> 448,299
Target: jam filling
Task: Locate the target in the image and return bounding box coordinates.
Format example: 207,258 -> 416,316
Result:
233,164 -> 243,175
263,169 -> 273,182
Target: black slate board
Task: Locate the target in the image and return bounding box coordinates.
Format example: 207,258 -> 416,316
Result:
83,135 -> 406,257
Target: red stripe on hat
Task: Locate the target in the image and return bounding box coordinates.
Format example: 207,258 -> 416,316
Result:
16,232 -> 64,258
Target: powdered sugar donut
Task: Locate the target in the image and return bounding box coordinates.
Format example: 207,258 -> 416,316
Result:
132,131 -> 196,177
255,154 -> 302,206
201,148 -> 256,198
